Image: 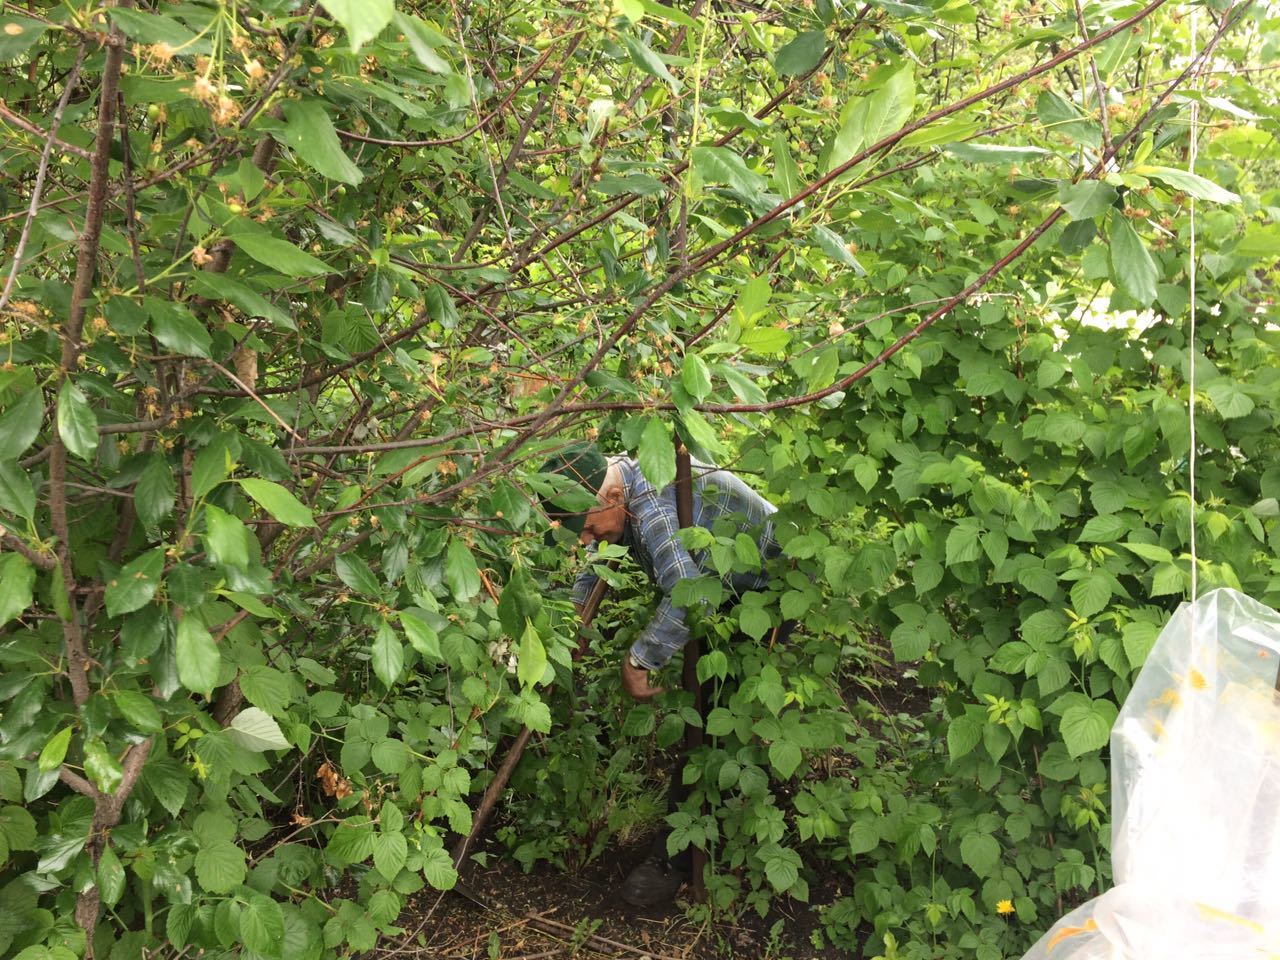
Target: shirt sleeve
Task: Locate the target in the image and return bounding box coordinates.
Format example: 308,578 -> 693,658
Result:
628,486 -> 705,670
572,549 -> 601,608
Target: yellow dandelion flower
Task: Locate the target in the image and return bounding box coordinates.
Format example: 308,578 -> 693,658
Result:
997,899 -> 1015,916
1189,668 -> 1207,691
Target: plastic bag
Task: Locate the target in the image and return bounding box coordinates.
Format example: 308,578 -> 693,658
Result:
1021,588 -> 1280,960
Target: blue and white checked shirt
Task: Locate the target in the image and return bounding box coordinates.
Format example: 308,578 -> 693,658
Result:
572,457 -> 781,670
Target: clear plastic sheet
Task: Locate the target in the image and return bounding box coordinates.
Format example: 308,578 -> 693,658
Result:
1021,588 -> 1280,960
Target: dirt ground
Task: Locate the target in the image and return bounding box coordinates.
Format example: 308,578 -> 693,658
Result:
378,833 -> 850,960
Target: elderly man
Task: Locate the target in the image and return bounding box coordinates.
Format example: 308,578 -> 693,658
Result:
540,441 -> 789,905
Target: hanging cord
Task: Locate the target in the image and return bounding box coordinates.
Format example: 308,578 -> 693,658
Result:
1187,5 -> 1200,603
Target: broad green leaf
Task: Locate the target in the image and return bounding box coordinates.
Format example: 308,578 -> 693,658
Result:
322,0 -> 394,51
177,615 -> 221,697
1070,571 -> 1112,618
622,33 -> 680,91
1108,214 -> 1158,307
104,548 -> 165,618
848,819 -> 879,855
1060,700 -> 1115,757
0,15 -> 47,60
57,380 -> 98,461
98,845 -> 126,908
279,99 -> 363,185
336,554 -> 381,595
228,230 -> 330,278
774,31 -> 826,76
947,715 -> 982,761
1058,180 -> 1117,221
187,273 -> 295,330
637,417 -> 676,490
0,389 -> 42,461
134,456 -> 176,528
771,131 -> 800,200
692,146 -> 766,198
681,353 -> 712,401
1133,165 -> 1240,204
827,67 -> 914,173
394,12 -> 452,73
768,739 -> 802,779
944,142 -> 1051,164
0,460 -> 35,521
422,847 -> 458,890
195,842 -> 246,894
38,727 -> 73,773
227,707 -> 291,751
400,610 -> 441,659
444,538 -> 481,601
960,832 -> 1001,877
147,299 -> 212,358
811,225 -> 866,273
370,621 -> 403,688
240,894 -> 285,959
113,690 -> 163,733
84,738 -> 124,794
240,479 -> 316,527
0,554 -> 34,627
204,504 -> 250,570
516,620 -> 547,689
373,832 -> 407,881
1206,381 -> 1254,419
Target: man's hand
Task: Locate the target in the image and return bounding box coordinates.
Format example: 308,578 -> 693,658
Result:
621,653 -> 664,700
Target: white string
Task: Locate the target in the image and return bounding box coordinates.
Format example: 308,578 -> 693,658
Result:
1188,5 -> 1199,603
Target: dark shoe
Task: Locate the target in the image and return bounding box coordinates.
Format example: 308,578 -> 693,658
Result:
620,855 -> 687,907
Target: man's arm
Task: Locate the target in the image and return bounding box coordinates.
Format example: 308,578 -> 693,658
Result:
628,486 -> 704,671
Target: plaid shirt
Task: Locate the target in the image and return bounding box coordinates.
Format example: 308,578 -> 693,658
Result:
573,457 -> 781,670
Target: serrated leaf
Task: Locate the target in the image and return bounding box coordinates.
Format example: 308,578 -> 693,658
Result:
0,389 -> 42,461
774,31 -> 826,76
1060,700 -> 1114,757
0,460 -> 35,521
1109,214 -> 1158,307
444,538 -> 481,601
517,620 -> 547,689
227,707 -> 290,751
335,554 -> 381,595
240,478 -> 316,527
176,615 -> 221,697
195,842 -> 246,894
84,738 -> 124,793
400,610 -> 441,659
960,832 -> 1001,877
372,832 -> 407,881
240,894 -> 285,959
1058,180 -> 1117,221
1134,165 -> 1239,204
204,504 -> 250,570
0,553 -> 35,627
279,99 -> 363,186
322,0 -> 393,51
637,417 -> 675,490
767,739 -> 802,779
56,380 -> 98,461
147,299 -> 212,358
104,547 -> 165,618
692,146 -> 766,198
828,67 -> 915,172
98,845 -> 126,908
114,690 -> 163,733
681,353 -> 712,401
622,33 -> 680,91
134,456 -> 175,528
370,621 -> 403,688
38,727 -> 72,773
394,12 -> 452,72
229,230 -> 330,278
1070,571 -> 1112,618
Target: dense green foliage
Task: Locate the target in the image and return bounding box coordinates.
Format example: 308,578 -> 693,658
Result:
1,0 -> 1277,958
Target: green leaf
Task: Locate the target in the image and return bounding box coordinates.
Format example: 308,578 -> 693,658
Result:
1058,180 -> 1117,221
104,547 -> 165,618
828,67 -> 915,172
373,832 -> 407,881
811,225 -> 866,273
147,299 -> 212,358
945,523 -> 983,565
848,819 -> 879,855
98,845 -> 126,908
336,554 -> 381,595
767,739 -> 802,779
0,389 -> 42,461
371,738 -> 408,773
240,478 -> 316,527
0,15 -> 47,61
622,33 -> 680,91
1060,700 -> 1114,757
681,353 -> 712,401
771,131 -> 800,200
134,456 -> 176,528
400,610 -> 441,660
394,12 -> 452,73
944,142 -> 1051,164
38,727 -> 73,773
228,707 -> 290,751
228,229 -> 330,278
279,99 -> 363,186
192,434 -> 239,500
774,31 -> 826,76
322,0 -> 394,51
637,417 -> 676,490
204,504 -> 250,570
240,894 -> 285,959
422,847 -> 458,890
113,690 -> 163,733
177,615 -> 221,697
947,715 -> 982,761
370,621 -> 403,688
1070,571 -> 1112,618
444,538 -> 481,601
84,738 -> 124,793
187,273 -> 295,329
517,620 -> 548,689
0,460 -> 35,521
1134,165 -> 1240,204
1206,381 -> 1254,419
960,832 -> 1000,877
692,146 -> 766,198
0,554 -> 35,627
1109,214 -> 1158,307
56,380 -> 98,461
195,842 -> 246,894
